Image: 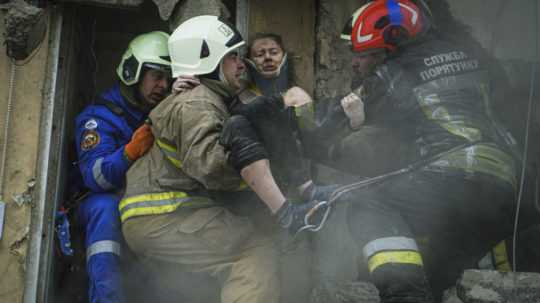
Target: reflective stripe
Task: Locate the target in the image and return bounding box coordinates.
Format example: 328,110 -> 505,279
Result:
86,240 -> 121,262
119,191 -> 214,222
493,240 -> 511,272
418,94 -> 482,142
156,139 -> 248,192
236,181 -> 249,191
92,157 -> 114,190
363,237 -> 419,260
430,143 -> 517,188
157,139 -> 182,168
367,251 -> 423,273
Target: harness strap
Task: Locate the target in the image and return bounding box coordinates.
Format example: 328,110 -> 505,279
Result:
95,97 -> 125,116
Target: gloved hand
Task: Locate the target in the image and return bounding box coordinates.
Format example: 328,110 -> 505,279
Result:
300,182 -> 341,202
219,115 -> 268,171
124,124 -> 154,162
172,75 -> 200,94
340,90 -> 365,130
276,200 -> 331,235
231,95 -> 285,122
282,86 -> 313,108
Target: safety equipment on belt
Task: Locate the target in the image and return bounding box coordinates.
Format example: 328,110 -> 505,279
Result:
168,15 -> 245,77
341,0 -> 424,53
276,200 -> 331,235
124,124 -> 154,162
117,31 -> 172,86
219,115 -> 268,172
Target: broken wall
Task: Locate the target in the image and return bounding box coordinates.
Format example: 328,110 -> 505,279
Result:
0,6 -> 50,303
249,0 -> 315,95
315,0 -> 368,101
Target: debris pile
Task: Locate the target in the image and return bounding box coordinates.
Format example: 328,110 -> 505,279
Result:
443,270 -> 540,303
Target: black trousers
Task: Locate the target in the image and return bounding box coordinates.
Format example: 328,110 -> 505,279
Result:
342,168 -> 516,302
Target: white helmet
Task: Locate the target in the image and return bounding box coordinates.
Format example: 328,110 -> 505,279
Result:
117,31 -> 171,86
168,15 -> 245,77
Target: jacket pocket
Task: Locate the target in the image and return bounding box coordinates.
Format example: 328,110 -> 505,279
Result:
178,207 -> 254,254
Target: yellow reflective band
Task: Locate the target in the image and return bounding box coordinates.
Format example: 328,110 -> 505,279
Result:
156,139 -> 176,153
119,192 -> 213,222
120,202 -> 195,222
157,139 -> 182,168
120,191 -> 188,209
419,101 -> 482,142
367,251 -> 423,273
236,181 -> 249,191
493,240 -> 511,272
432,143 -> 517,188
166,156 -> 182,168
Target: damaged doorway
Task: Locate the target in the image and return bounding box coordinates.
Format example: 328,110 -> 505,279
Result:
42,0 -> 319,302
46,2 -> 171,302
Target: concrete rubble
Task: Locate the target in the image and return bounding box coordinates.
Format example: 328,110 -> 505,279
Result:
167,0 -> 229,31
314,0 -> 358,101
310,280 -> 380,303
3,0 -> 46,60
150,0 -> 180,21
54,0 -> 229,30
55,0 -> 144,7
443,270 -> 540,303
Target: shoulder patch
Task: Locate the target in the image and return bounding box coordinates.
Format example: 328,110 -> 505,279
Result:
84,119 -> 98,130
81,130 -> 100,151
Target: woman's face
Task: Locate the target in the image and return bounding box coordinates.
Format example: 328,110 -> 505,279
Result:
249,38 -> 285,78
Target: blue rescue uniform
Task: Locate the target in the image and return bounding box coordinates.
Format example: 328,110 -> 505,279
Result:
75,84 -> 146,303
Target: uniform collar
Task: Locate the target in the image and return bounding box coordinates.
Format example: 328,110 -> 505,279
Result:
200,78 -> 238,100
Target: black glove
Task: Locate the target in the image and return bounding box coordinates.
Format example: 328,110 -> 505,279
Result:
301,183 -> 341,202
276,200 -> 331,235
219,115 -> 268,171
231,95 -> 285,122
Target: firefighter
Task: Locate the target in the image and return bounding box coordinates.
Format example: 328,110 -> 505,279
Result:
173,32 -> 354,200
74,31 -> 171,303
308,0 -> 518,301
120,16 -> 327,303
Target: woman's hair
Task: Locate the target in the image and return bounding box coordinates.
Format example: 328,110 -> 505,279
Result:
247,32 -> 285,58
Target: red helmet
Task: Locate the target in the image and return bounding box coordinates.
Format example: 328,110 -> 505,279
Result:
341,0 -> 424,54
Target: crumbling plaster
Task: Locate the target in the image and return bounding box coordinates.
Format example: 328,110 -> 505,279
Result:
0,8 -> 49,303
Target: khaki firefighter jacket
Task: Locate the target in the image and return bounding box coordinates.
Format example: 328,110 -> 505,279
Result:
119,80 -> 244,223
